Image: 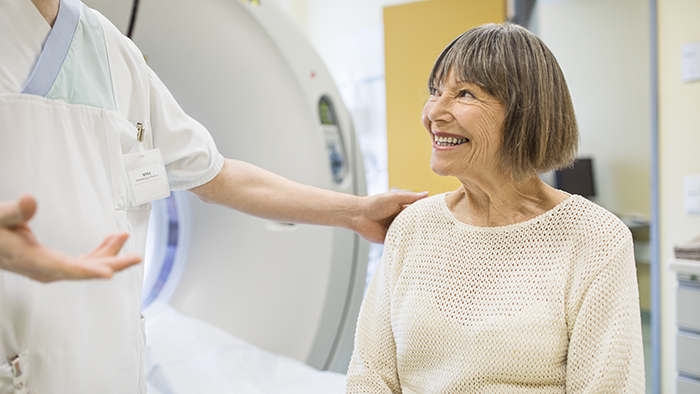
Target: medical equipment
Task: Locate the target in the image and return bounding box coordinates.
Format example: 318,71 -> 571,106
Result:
85,0 -> 368,378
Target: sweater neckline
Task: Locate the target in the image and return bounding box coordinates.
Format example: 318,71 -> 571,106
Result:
437,192 -> 579,232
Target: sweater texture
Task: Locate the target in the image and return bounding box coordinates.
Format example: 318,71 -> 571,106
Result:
346,193 -> 645,393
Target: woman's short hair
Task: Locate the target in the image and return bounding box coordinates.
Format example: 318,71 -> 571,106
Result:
428,22 -> 578,182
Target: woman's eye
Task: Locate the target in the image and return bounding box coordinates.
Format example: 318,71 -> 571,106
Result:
458,90 -> 474,99
429,87 -> 439,96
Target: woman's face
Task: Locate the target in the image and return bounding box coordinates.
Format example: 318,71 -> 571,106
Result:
422,71 -> 506,182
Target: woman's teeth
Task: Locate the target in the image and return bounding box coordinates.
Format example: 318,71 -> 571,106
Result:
434,135 -> 469,146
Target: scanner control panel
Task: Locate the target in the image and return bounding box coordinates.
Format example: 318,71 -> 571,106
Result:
318,96 -> 347,184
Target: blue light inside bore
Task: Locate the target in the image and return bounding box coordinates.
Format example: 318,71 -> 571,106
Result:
142,194 -> 179,309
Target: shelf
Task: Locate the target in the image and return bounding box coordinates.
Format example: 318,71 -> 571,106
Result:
670,259 -> 700,276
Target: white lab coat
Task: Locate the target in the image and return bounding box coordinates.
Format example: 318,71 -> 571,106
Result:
0,0 -> 223,392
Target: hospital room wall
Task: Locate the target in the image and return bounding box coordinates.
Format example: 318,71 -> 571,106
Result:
537,0 -> 651,219
273,0 -> 423,85
658,0 -> 700,392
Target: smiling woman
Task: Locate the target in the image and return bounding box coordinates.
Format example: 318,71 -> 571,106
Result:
346,22 -> 645,393
423,77 -> 506,181
425,23 -> 578,183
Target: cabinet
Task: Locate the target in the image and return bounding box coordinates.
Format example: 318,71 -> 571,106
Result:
670,259 -> 700,393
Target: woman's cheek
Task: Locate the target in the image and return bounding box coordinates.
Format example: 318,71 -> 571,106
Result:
422,102 -> 433,130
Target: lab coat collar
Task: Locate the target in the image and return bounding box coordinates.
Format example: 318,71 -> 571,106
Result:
21,0 -> 80,97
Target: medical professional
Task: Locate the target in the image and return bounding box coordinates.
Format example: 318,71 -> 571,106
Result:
0,0 -> 426,392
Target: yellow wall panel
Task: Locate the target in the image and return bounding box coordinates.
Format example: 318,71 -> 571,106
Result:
384,0 -> 505,194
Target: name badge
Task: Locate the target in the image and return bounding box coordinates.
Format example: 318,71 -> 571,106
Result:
123,148 -> 170,206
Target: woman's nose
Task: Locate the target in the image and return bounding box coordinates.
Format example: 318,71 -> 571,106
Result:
427,95 -> 451,123
423,96 -> 449,130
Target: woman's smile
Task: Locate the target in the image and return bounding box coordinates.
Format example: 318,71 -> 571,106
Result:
432,132 -> 470,148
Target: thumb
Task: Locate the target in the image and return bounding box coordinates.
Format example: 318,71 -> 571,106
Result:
0,195 -> 37,227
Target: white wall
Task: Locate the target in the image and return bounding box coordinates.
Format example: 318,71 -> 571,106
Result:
274,0 -> 418,80
537,0 -> 652,218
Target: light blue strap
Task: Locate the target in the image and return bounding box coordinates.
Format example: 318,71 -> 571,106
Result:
21,0 -> 81,96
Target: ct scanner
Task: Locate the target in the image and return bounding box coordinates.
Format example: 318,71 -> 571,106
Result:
82,0 -> 369,390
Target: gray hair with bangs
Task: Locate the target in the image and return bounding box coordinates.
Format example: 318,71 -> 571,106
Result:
428,22 -> 578,182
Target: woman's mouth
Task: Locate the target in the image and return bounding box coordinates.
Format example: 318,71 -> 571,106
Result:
433,135 -> 469,146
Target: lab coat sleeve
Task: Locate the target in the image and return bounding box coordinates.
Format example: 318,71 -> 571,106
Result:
94,8 -> 224,192
146,68 -> 225,191
346,227 -> 401,394
565,236 -> 646,393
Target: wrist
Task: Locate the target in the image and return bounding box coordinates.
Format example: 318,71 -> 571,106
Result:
344,194 -> 364,232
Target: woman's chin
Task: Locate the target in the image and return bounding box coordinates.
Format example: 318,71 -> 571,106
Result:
430,162 -> 458,177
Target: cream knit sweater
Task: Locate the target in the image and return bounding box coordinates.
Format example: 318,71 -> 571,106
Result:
346,194 -> 645,393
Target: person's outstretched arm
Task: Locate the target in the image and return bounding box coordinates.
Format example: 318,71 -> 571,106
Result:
190,159 -> 427,244
0,195 -> 142,282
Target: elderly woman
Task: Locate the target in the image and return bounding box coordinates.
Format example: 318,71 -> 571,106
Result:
346,23 -> 644,393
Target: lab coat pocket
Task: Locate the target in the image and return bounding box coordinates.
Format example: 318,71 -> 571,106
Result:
102,111 -> 155,260
101,110 -> 155,212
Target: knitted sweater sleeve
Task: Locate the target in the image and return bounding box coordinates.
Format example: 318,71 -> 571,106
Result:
565,233 -> 645,393
346,228 -> 401,393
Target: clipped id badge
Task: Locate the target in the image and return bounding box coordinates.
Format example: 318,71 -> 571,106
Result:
123,123 -> 170,206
